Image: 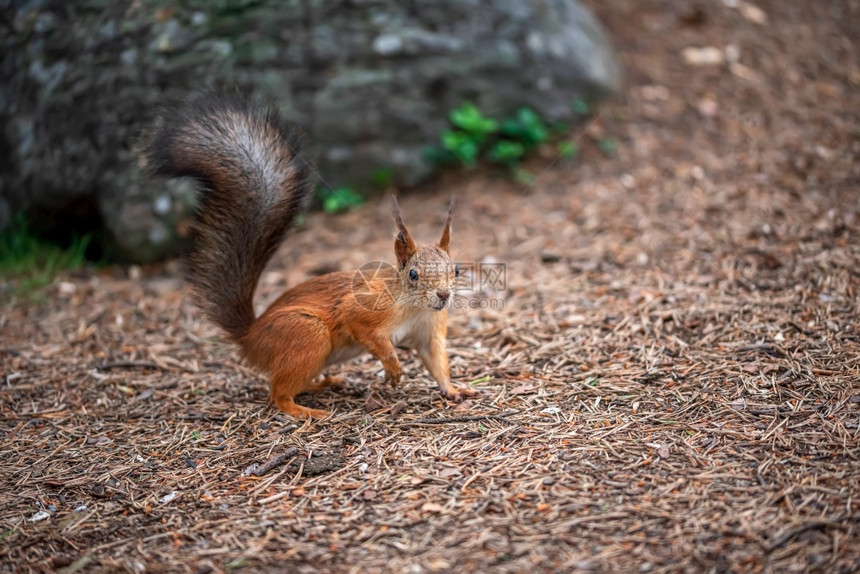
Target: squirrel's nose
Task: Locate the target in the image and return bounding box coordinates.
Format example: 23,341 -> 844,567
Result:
436,289 -> 450,301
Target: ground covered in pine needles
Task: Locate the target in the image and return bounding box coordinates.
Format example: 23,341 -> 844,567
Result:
1,0 -> 858,572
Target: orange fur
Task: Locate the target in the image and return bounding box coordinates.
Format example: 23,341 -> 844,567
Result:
143,93 -> 475,419
242,201 -> 476,419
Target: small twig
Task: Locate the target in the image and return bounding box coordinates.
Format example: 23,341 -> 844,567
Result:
766,515 -> 850,552
243,447 -> 299,477
735,344 -> 786,357
400,411 -> 518,427
95,361 -> 169,372
57,553 -> 95,574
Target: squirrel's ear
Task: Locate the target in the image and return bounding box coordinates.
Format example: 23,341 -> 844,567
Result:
438,196 -> 455,253
391,196 -> 417,267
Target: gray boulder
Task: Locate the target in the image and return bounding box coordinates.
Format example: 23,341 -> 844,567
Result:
1,0 -> 619,262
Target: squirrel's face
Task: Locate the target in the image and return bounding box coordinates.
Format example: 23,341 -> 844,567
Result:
391,196 -> 457,312
399,246 -> 457,311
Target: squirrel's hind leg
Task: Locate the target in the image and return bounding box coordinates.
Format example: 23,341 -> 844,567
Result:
269,363 -> 332,419
248,310 -> 333,419
270,387 -> 329,419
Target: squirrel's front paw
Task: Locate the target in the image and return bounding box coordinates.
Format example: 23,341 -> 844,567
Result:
385,370 -> 403,389
442,386 -> 478,403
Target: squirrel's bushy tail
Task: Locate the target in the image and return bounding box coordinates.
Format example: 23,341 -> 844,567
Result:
142,92 -> 315,342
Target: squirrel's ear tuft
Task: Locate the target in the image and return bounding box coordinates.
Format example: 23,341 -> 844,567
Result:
438,196 -> 455,253
391,196 -> 417,267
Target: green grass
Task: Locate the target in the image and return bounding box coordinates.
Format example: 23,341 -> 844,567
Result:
0,214 -> 92,301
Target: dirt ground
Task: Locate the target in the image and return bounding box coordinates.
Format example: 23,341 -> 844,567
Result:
2,0 -> 858,572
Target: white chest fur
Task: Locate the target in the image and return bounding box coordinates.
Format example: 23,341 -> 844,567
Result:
390,311 -> 436,349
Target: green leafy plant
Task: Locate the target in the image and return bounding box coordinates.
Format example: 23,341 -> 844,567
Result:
317,186 -> 365,213
431,104 -> 502,168
0,214 -> 93,300
487,140 -> 525,166
499,107 -> 549,151
441,130 -> 481,168
426,102 -> 587,177
449,104 -> 498,141
371,167 -> 394,188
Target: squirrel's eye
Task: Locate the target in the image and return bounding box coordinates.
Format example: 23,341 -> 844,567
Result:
409,269 -> 419,281
454,265 -> 460,277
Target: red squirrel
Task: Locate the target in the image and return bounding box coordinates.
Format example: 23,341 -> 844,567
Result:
142,92 -> 477,419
